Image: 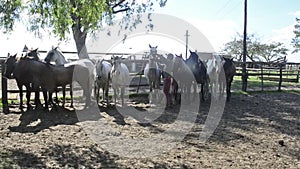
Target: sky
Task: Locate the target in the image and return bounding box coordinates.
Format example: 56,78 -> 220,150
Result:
1,0 -> 300,61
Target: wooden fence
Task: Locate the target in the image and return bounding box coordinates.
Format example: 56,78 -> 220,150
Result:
234,61 -> 300,91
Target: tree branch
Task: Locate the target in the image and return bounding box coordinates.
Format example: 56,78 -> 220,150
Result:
112,0 -> 127,9
112,7 -> 130,14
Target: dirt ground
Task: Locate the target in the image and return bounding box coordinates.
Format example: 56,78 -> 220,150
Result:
0,90 -> 299,169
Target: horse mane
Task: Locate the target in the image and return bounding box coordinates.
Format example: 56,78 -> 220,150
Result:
53,47 -> 67,59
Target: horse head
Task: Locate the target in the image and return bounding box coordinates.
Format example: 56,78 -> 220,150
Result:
149,44 -> 158,57
45,47 -> 67,65
95,59 -> 105,80
25,48 -> 40,61
189,50 -> 200,62
173,54 -> 184,71
3,53 -> 17,79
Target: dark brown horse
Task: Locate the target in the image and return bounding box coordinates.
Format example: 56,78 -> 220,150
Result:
29,49 -> 74,108
44,47 -> 93,107
222,57 -> 236,101
185,51 -> 209,102
3,54 -> 42,111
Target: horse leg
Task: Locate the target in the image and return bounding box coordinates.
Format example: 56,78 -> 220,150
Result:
95,85 -> 99,104
70,84 -> 74,108
25,88 -> 32,111
121,87 -> 125,107
62,86 -> 66,107
16,84 -> 24,111
83,82 -> 91,109
172,80 -> 178,104
102,86 -> 105,104
48,91 -> 53,106
201,83 -> 205,102
192,82 -> 197,101
93,81 -> 97,100
105,84 -> 109,107
113,88 -> 117,106
42,89 -> 48,111
226,78 -> 233,102
94,83 -> 99,104
32,84 -> 43,110
84,88 -> 91,108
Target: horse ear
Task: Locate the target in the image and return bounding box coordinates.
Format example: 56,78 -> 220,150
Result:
7,53 -> 10,57
13,53 -> 17,58
149,44 -> 152,48
155,46 -> 158,49
54,46 -> 58,50
189,50 -> 192,54
33,48 -> 38,52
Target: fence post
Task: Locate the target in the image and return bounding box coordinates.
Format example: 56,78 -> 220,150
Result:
260,64 -> 264,91
1,62 -> 9,113
278,64 -> 283,91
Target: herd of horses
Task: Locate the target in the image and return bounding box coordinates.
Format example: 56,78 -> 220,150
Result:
3,45 -> 236,111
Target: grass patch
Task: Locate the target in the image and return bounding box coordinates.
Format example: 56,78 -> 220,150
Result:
232,76 -> 279,90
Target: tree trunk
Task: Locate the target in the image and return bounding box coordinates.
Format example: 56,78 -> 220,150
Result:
72,24 -> 89,59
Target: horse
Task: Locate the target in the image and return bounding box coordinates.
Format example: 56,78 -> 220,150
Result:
44,47 -> 95,107
185,51 -> 209,102
94,59 -> 112,106
144,45 -> 162,104
206,55 -> 225,99
223,57 -> 236,101
3,53 -> 41,111
26,49 -> 74,108
173,54 -> 194,104
110,56 -> 130,107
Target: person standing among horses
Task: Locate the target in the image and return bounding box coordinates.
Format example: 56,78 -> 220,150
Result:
162,53 -> 174,108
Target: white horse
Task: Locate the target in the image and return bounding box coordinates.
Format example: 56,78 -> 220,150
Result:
94,59 -> 112,106
44,47 -> 95,107
144,45 -> 162,104
110,56 -> 130,107
206,55 -> 225,98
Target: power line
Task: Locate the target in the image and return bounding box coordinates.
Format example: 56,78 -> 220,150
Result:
221,0 -> 243,19
216,0 -> 243,20
215,0 -> 234,17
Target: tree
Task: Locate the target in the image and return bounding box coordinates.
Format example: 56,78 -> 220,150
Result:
223,36 -> 243,61
223,33 -> 288,62
223,33 -> 262,62
292,18 -> 300,53
260,42 -> 288,63
0,0 -> 167,58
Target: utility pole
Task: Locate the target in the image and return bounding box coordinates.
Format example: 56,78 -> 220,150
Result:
242,0 -> 248,91
185,30 -> 190,60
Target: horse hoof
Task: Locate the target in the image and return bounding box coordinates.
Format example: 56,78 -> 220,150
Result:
19,107 -> 24,112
